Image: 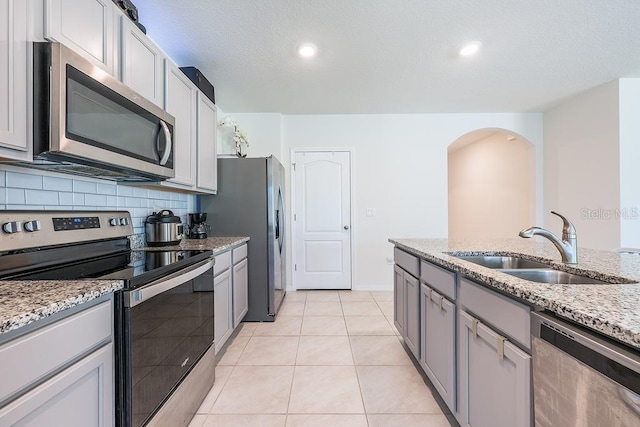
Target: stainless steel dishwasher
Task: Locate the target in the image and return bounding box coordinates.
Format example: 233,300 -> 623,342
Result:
531,312 -> 640,426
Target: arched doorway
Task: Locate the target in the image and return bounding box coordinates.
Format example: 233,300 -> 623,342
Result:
448,129 -> 536,239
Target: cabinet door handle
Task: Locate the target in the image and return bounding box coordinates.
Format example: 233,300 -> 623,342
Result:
471,318 -> 478,339
496,335 -> 506,360
439,295 -> 444,311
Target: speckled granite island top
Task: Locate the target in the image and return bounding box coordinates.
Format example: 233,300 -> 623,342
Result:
389,238 -> 640,350
139,236 -> 249,253
0,280 -> 123,335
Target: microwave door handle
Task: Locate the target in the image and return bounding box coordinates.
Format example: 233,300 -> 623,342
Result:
157,120 -> 172,166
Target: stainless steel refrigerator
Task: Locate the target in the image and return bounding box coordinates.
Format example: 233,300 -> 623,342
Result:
201,156 -> 286,321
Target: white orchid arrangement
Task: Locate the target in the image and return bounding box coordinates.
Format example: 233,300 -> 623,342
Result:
219,116 -> 249,157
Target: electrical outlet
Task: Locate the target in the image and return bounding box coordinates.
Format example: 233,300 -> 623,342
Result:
366,208 -> 377,217
386,258 -> 394,265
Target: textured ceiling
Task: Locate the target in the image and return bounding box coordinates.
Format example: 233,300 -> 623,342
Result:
133,0 -> 640,114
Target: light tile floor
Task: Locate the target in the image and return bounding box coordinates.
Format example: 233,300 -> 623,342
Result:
189,291 -> 452,427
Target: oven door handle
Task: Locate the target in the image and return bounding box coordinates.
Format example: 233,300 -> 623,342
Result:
124,257 -> 214,308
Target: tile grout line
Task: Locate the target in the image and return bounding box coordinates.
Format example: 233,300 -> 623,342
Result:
344,297 -> 372,426
285,298 -> 305,419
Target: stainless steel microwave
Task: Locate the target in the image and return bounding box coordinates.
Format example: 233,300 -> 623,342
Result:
30,42 -> 175,181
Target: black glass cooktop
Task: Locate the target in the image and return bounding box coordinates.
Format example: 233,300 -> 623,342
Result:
4,249 -> 213,290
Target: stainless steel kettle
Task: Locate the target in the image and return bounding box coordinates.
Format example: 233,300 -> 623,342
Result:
145,210 -> 184,246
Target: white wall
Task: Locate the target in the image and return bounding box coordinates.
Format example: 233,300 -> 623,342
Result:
277,113 -> 542,290
448,132 -> 535,239
229,113 -> 283,160
619,79 -> 640,249
543,80 -> 621,250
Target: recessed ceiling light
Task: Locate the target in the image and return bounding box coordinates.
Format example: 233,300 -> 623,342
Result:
459,41 -> 481,57
298,43 -> 318,58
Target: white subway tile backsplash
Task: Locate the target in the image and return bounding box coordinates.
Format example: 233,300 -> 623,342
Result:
116,185 -> 134,196
6,172 -> 43,190
147,189 -> 163,199
7,188 -> 25,204
7,205 -> 45,210
59,192 -> 73,205
73,193 -> 85,205
133,207 -> 150,218
85,194 -> 108,206
133,188 -> 148,198
1,168 -> 197,233
72,180 -> 97,194
125,197 -> 141,208
25,189 -> 59,205
43,176 -> 73,192
97,183 -> 117,195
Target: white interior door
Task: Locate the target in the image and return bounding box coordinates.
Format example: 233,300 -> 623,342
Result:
293,151 -> 352,289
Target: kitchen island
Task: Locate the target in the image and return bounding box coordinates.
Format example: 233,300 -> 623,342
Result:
390,238 -> 640,349
391,237 -> 640,427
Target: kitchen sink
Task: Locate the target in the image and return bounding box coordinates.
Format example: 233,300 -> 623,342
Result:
502,269 -> 612,284
454,255 -> 551,269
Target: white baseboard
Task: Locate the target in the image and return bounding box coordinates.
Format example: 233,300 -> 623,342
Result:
286,284 -> 392,292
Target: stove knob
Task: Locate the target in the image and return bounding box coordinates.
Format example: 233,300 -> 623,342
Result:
109,218 -> 119,226
3,221 -> 22,234
119,217 -> 129,226
24,220 -> 41,232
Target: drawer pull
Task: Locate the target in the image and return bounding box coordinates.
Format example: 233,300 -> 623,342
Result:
497,335 -> 506,360
439,295 -> 444,311
471,318 -> 478,338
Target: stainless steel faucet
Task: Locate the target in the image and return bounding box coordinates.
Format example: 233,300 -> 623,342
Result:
519,211 -> 577,264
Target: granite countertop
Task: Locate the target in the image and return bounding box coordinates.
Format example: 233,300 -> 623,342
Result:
0,280 -> 123,335
0,237 -> 248,338
138,236 -> 249,254
389,237 -> 640,350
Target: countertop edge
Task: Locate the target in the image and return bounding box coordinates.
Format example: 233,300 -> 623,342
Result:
138,236 -> 250,254
0,281 -> 123,335
390,238 -> 640,351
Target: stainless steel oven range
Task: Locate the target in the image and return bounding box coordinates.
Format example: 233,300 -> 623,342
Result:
0,211 -> 215,427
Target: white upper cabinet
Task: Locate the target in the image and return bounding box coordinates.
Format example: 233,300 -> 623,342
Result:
196,93 -> 217,193
120,16 -> 164,107
164,59 -> 196,187
44,0 -> 115,74
0,0 -> 31,160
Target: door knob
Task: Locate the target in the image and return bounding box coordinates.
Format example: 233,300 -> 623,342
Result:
344,225 -> 350,230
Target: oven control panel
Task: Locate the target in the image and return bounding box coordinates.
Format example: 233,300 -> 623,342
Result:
53,216 -> 101,231
0,211 -> 133,252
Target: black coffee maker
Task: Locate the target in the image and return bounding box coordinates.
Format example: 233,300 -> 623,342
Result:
187,213 -> 210,239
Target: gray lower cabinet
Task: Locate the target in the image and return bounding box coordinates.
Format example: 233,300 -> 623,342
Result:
214,267 -> 233,354
393,247 -> 534,427
393,248 -> 421,360
0,298 -> 114,426
0,344 -> 113,426
233,258 -> 249,327
403,272 -> 420,358
393,265 -> 405,336
459,309 -> 531,427
215,243 -> 249,353
421,284 -> 456,412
